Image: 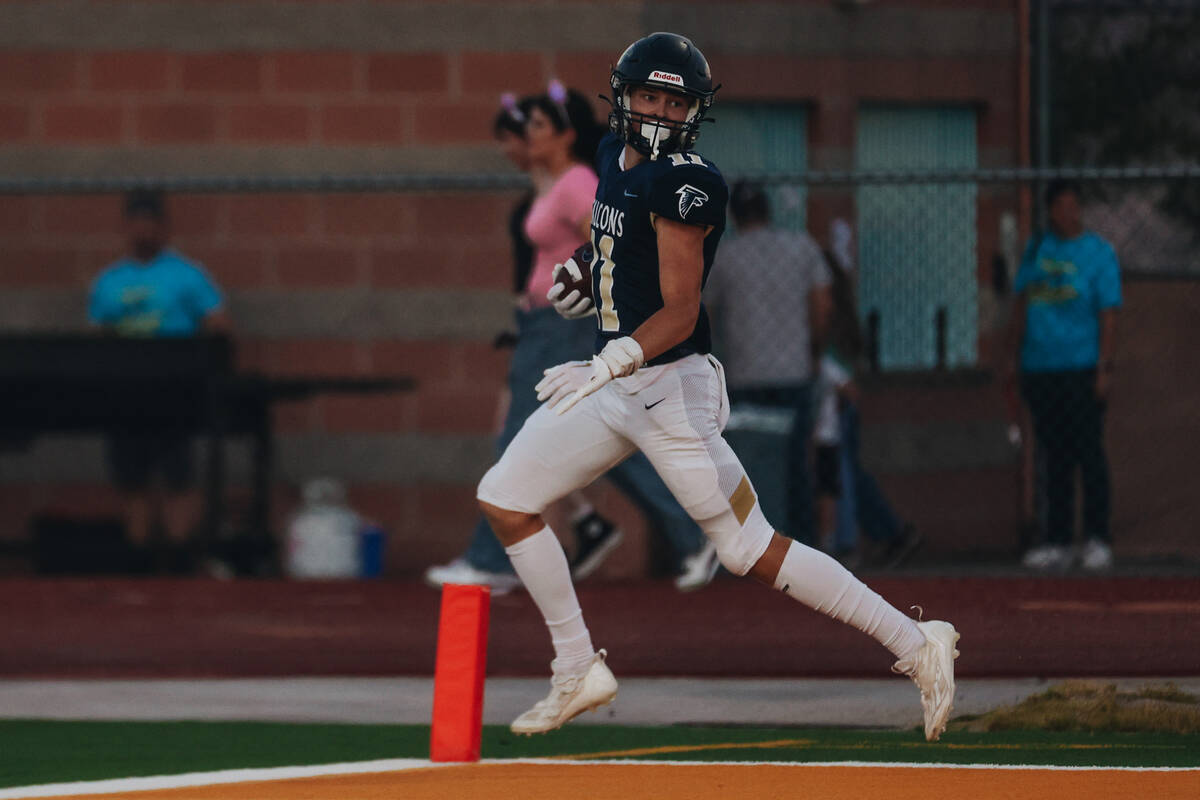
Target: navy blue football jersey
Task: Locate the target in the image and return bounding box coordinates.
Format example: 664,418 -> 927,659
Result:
589,132 -> 728,366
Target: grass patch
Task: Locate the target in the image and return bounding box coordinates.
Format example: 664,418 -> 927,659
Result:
950,681 -> 1200,734
2,720 -> 1200,788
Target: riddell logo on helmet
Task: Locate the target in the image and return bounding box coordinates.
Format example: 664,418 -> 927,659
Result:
649,70 -> 684,87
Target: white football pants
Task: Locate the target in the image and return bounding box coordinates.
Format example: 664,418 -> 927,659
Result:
478,354 -> 774,576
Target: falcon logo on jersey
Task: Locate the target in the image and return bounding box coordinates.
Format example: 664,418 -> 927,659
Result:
675,184 -> 709,219
649,70 -> 684,87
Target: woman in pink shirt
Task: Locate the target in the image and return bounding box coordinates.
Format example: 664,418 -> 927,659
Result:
521,92 -> 601,310
425,85 -> 709,590
426,86 -> 615,588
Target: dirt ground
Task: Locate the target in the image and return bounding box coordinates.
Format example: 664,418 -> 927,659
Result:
56,763 -> 1200,800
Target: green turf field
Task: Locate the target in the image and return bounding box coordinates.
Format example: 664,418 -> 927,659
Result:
2,721 -> 1199,789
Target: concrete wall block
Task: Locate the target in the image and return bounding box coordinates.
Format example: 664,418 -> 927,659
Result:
0,50 -> 79,92
642,4 -> 1016,57
0,144 -> 511,178
0,2 -> 641,52
318,103 -> 411,146
134,102 -> 219,144
276,432 -> 491,484
0,430 -> 490,489
0,104 -> 33,143
227,104 -> 312,144
225,288 -> 512,340
861,419 -> 1018,474
366,53 -> 451,95
86,51 -> 173,92
41,103 -> 125,144
0,289 -> 88,332
269,51 -> 358,94
459,51 -> 546,95
179,52 -> 266,94
0,246 -> 83,288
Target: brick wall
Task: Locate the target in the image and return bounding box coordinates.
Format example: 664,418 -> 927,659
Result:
0,1 -> 1032,574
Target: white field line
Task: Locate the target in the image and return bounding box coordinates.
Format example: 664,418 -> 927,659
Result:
0,758 -> 447,799
1,757 -> 1198,798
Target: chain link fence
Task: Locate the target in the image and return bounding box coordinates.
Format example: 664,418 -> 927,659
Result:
1,165 -> 1196,567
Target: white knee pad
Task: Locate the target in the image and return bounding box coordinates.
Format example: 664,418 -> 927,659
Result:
701,501 -> 774,576
476,461 -> 542,516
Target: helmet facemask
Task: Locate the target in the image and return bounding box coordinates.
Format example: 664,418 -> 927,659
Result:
610,80 -> 710,161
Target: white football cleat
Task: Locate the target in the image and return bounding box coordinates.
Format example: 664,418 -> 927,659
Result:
893,619 -> 960,742
510,650 -> 619,735
675,540 -> 719,592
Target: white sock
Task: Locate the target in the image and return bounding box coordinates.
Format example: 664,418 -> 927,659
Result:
773,540 -> 926,662
505,526 -> 595,675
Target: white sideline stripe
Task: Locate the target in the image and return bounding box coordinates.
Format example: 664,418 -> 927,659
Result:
2,756 -> 1198,798
0,758 -> 446,799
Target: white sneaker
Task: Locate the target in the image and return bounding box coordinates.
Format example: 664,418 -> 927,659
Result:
422,558 -> 521,595
510,649 -> 619,735
675,540 -> 719,592
893,619 -> 960,742
1079,539 -> 1113,571
1022,544 -> 1074,571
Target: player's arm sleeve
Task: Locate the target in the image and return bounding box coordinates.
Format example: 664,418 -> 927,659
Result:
648,165 -> 728,230
1095,240 -> 1122,310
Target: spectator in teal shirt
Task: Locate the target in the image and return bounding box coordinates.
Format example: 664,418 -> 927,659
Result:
88,189 -> 230,572
1009,179 -> 1121,573
89,192 -> 226,336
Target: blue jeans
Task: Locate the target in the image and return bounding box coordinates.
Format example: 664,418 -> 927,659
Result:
833,403 -> 902,551
465,308 -> 704,573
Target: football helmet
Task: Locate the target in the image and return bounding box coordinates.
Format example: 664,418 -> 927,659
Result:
608,32 -> 717,160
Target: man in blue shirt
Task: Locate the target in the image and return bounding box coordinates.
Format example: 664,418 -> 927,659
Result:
89,189 -> 229,571
1009,179 -> 1121,572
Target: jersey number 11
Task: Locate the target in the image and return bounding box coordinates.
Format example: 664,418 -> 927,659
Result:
592,232 -> 619,332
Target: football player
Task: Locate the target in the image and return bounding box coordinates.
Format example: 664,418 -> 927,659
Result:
476,32 -> 960,741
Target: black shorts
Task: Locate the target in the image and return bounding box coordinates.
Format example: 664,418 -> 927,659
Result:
814,444 -> 840,497
106,433 -> 195,492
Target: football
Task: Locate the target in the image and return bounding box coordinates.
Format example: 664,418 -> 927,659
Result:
555,241 -> 594,302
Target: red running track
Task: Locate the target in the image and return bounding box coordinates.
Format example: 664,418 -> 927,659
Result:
1,576 -> 1198,678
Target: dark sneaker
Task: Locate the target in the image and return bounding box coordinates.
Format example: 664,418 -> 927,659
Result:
569,512 -> 623,580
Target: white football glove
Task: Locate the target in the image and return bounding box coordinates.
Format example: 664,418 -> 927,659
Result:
534,360 -> 592,409
555,336 -> 644,415
546,258 -> 595,320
